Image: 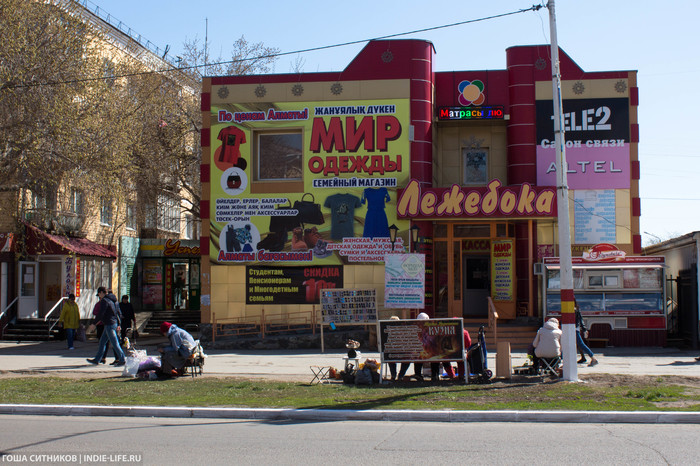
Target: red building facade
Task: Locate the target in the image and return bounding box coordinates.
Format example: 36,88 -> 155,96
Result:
201,40 -> 643,342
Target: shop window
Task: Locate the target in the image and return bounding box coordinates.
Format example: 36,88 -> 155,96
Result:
434,241 -> 448,318
453,224 -> 490,238
547,269 -> 560,289
434,224 -> 447,238
585,271 -> 622,289
452,240 -> 461,301
547,292 -> 605,312
496,223 -> 515,238
463,148 -> 488,185
605,292 -> 663,312
254,131 -> 303,181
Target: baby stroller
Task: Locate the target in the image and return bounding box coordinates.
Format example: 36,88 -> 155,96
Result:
467,326 -> 492,384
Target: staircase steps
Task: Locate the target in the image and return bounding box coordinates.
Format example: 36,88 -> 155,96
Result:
144,310 -> 201,335
1,318 -> 60,342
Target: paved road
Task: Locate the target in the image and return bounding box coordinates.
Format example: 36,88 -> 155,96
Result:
1,415 -> 698,465
2,338 -> 700,381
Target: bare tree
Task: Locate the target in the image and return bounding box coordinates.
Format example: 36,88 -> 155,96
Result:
0,0 -> 279,241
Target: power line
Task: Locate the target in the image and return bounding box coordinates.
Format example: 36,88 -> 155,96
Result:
2,4 -> 543,90
643,197 -> 700,201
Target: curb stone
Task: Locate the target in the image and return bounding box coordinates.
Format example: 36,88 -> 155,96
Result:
1,404 -> 699,424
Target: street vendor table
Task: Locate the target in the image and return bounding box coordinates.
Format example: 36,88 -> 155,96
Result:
342,356 -> 360,371
310,365 -> 331,384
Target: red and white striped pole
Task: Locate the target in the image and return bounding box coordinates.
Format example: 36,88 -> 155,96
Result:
548,0 -> 577,381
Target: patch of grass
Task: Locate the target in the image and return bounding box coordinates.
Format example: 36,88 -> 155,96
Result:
0,376 -> 699,411
625,386 -> 684,402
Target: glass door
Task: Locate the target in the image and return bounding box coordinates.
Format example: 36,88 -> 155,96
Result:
462,256 -> 490,317
18,261 -> 38,318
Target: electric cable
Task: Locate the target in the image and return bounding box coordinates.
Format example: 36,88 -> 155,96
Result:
2,4 -> 544,90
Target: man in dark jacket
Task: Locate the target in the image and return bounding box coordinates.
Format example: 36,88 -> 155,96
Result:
86,286 -> 126,366
119,295 -> 136,343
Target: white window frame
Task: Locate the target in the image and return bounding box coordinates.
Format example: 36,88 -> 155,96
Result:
100,198 -> 112,226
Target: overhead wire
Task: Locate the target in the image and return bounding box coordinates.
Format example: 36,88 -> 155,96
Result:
2,4 -> 544,90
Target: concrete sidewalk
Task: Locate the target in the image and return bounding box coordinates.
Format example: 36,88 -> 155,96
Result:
1,338 -> 699,381
2,338 -> 700,424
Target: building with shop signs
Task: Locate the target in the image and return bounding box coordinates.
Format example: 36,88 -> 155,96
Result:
201,39 -> 665,346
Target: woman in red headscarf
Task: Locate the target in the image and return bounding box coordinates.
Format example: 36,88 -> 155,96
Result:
157,321 -> 197,376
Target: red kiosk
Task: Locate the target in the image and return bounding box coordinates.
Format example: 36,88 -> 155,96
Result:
541,245 -> 666,347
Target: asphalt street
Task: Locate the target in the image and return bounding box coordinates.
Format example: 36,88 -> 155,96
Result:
1,415 -> 699,465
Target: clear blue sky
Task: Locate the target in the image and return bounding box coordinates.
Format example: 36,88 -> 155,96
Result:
88,0 -> 700,245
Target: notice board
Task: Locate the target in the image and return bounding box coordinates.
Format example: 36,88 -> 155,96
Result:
320,288 -> 377,325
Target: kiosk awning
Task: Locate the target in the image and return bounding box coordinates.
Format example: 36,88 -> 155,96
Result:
24,222 -> 116,259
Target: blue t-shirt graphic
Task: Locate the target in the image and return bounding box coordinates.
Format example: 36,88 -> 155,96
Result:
324,193 -> 362,240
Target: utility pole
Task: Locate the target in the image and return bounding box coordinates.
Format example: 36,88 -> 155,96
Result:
204,18 -> 209,76
547,0 -> 577,381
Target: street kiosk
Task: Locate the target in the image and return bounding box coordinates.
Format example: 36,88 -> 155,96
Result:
540,254 -> 666,347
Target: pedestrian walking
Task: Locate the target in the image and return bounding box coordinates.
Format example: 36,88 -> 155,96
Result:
119,295 -> 136,343
86,286 -> 126,366
575,300 -> 598,366
58,293 -> 80,350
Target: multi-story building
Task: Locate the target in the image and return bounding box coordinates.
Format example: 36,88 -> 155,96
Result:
0,1 -> 200,334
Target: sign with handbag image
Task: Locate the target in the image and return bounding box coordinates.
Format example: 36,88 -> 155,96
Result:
293,193 -> 325,226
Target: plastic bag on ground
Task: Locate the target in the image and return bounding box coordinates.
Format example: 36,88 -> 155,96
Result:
122,349 -> 148,377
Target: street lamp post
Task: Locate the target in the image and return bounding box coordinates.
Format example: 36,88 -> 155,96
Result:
410,224 -> 420,253
388,224 -> 399,252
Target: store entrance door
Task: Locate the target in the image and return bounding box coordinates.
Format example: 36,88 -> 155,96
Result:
171,262 -> 188,310
18,261 -> 38,319
462,256 -> 490,317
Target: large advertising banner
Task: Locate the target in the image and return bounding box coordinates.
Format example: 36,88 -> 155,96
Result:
384,253 -> 425,309
380,318 -> 465,362
246,265 -> 343,305
536,98 -> 630,190
210,100 -> 411,265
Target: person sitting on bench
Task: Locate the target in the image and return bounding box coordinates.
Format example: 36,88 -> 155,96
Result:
529,318 -> 562,373
157,321 -> 196,377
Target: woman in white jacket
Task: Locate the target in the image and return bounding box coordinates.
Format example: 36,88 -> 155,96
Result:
530,318 -> 562,371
